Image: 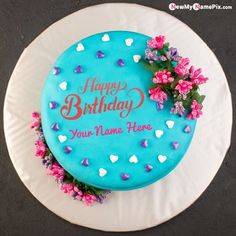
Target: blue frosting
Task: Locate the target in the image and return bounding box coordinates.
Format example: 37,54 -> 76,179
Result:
41,31 -> 196,191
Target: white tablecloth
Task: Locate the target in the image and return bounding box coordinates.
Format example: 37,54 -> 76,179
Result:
3,3 -> 232,232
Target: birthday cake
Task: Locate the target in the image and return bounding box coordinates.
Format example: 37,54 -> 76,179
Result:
38,31 -> 207,192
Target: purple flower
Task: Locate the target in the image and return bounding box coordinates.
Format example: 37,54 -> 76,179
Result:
145,49 -> 158,61
166,47 -> 181,61
170,101 -> 186,116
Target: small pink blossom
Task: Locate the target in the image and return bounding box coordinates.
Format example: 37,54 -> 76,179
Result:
49,162 -> 65,181
147,35 -> 165,49
175,58 -> 190,76
35,140 -> 47,159
31,120 -> 40,130
186,100 -> 203,119
82,193 -> 97,206
32,112 -> 40,120
175,80 -> 193,95
73,186 -> 83,200
153,71 -> 174,84
189,66 -> 208,85
61,183 -> 75,193
149,86 -> 168,103
60,183 -> 83,199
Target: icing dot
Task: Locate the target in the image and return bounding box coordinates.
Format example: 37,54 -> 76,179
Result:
184,125 -> 192,133
96,50 -> 105,58
64,146 -> 72,154
74,65 -> 83,73
158,154 -> 167,163
58,135 -> 67,143
99,168 -> 107,177
76,43 -> 85,52
51,123 -> 59,131
117,59 -> 125,67
155,130 -> 164,138
133,55 -> 141,63
125,38 -> 134,46
59,81 -> 67,90
129,155 -> 138,164
140,139 -> 148,148
81,158 -> 89,166
109,154 -> 119,163
171,142 -> 179,150
101,34 -> 110,42
49,101 -> 58,109
52,67 -> 61,75
145,164 -> 153,172
121,173 -> 130,181
166,120 -> 174,129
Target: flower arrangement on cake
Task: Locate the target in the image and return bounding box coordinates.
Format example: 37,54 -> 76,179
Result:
143,35 -> 208,119
31,112 -> 110,206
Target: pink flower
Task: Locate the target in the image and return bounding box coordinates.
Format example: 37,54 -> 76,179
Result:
175,58 -> 190,76
61,183 -> 85,201
149,86 -> 168,103
49,162 -> 65,181
82,193 -> 97,206
147,35 -> 165,49
31,120 -> 40,130
186,100 -> 203,119
35,140 -> 47,159
73,186 -> 83,200
189,66 -> 208,85
153,71 -> 174,84
32,112 -> 40,120
175,80 -> 193,95
31,112 -> 41,129
61,183 -> 75,193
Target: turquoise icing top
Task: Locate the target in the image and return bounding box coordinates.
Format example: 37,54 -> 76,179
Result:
41,31 -> 196,191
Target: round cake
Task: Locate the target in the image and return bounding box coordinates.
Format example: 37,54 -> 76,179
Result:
41,31 -> 196,191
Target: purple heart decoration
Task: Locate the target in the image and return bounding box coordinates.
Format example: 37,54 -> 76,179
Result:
52,66 -> 61,75
49,101 -> 58,109
145,164 -> 153,172
96,50 -> 105,58
121,173 -> 130,181
51,122 -> 60,131
140,139 -> 148,148
81,158 -> 89,167
74,65 -> 83,73
117,59 -> 125,67
171,142 -> 179,150
64,146 -> 72,154
184,125 -> 192,133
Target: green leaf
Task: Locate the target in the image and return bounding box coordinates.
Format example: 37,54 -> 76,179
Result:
164,42 -> 169,48
170,75 -> 182,89
198,95 -> 206,103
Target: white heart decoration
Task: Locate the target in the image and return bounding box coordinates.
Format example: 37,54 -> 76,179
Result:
166,120 -> 175,129
99,168 -> 107,177
133,55 -> 141,63
109,154 -> 119,163
129,155 -> 138,164
101,34 -> 110,42
155,130 -> 164,138
125,38 -> 134,46
59,81 -> 67,91
76,43 -> 85,52
158,154 -> 167,163
58,135 -> 67,143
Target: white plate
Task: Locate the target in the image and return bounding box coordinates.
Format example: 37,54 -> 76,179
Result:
3,3 -> 232,232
